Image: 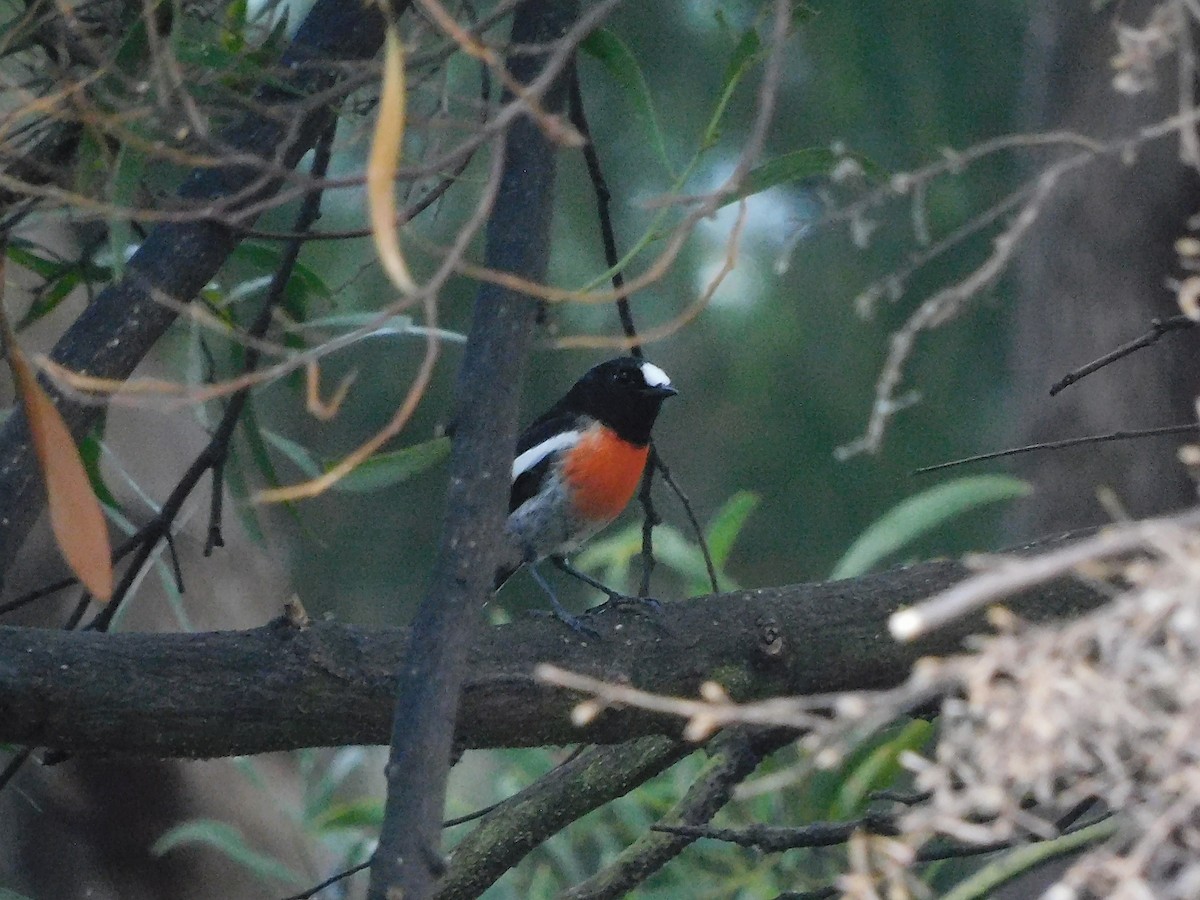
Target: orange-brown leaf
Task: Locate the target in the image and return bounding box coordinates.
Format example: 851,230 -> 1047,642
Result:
10,348 -> 114,601
367,25 -> 417,295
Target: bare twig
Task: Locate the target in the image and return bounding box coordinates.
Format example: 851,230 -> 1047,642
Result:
561,728 -> 793,900
1048,314 -> 1196,395
912,423 -> 1200,474
536,664 -> 826,741
889,507 -> 1200,641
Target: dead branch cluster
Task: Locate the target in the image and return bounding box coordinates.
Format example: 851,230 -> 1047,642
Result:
901,518 -> 1200,898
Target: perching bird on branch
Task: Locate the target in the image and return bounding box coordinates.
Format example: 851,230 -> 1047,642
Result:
496,357 -> 677,630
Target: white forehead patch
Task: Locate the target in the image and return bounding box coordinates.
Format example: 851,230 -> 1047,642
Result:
512,430 -> 580,481
640,362 -> 671,389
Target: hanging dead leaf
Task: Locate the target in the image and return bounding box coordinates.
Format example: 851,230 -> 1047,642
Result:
8,347 -> 114,601
368,25 -> 417,295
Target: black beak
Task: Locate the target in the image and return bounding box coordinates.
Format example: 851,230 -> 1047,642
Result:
648,384 -> 678,398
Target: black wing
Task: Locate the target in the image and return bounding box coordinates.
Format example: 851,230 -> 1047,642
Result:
509,407 -> 577,513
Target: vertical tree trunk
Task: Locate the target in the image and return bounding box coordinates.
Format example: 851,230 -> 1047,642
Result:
1006,0 -> 1200,539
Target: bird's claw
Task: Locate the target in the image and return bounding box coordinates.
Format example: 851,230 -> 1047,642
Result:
528,606 -> 602,639
592,592 -> 663,617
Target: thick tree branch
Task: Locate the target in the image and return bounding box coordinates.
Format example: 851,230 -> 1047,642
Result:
368,4 -> 579,897
0,535 -> 1107,759
558,728 -> 793,900
437,736 -> 686,900
0,0 -> 398,586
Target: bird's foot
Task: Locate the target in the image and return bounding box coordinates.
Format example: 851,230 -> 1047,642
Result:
586,592 -> 666,635
526,563 -> 601,638
528,605 -> 601,639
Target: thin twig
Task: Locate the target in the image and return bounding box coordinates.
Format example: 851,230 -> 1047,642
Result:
568,60 -> 720,596
279,859 -> 371,900
653,809 -> 1115,865
0,746 -> 34,794
889,507 -> 1200,642
655,454 -> 719,594
536,664 -> 825,741
565,60 -> 660,596
566,64 -> 640,356
1048,314 -> 1196,395
83,121 -> 338,631
912,423 -> 1200,475
561,729 -> 792,900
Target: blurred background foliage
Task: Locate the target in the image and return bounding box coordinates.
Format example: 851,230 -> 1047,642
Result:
232,3 -> 1034,890
4,0 -> 1092,895
232,0 -> 1029,625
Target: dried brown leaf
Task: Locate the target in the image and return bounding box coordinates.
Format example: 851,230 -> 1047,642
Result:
8,346 -> 113,601
368,26 -> 417,295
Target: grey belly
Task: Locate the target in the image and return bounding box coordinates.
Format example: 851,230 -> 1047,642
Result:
504,472 -> 608,563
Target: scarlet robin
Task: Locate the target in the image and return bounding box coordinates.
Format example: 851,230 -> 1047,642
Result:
495,357 -> 677,630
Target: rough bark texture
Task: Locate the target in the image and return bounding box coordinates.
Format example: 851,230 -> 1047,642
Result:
0,538 -> 1107,759
437,735 -> 687,900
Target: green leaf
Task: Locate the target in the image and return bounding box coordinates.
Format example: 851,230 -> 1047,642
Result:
231,243 -> 332,317
581,29 -> 673,174
304,746 -> 370,821
78,434 -> 120,510
221,0 -> 248,52
831,475 -> 1030,580
7,244 -> 109,330
310,798 -> 384,831
106,144 -> 144,280
261,429 -> 323,478
238,405 -> 310,532
702,26 -> 767,151
293,313 -> 467,345
939,817 -> 1118,900
723,26 -> 763,89
6,243 -> 61,278
221,442 -> 267,545
650,524 -> 716,589
331,436 -> 450,493
241,407 -> 285,488
575,492 -> 756,595
152,820 -> 306,887
831,719 -> 932,818
572,522 -> 642,590
704,491 -> 759,569
16,271 -> 82,330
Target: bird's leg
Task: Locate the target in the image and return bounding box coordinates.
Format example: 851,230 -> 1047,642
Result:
526,562 -> 600,637
550,556 -> 662,615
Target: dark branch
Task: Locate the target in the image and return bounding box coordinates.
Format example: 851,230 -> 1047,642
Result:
912,422 -> 1200,474
435,736 -> 686,900
1048,313 -> 1196,395
0,532 -> 1107,759
652,816 -> 898,853
654,810 -> 1114,863
561,729 -> 794,900
368,4 -> 577,897
568,61 -> 718,596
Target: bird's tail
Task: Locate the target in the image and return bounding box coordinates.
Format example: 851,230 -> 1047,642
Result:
494,563 -> 518,591
494,533 -> 526,591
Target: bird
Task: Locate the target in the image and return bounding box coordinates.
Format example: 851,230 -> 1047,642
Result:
495,356 -> 677,630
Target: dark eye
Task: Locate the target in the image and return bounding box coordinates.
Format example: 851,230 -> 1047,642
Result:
614,368 -> 637,385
